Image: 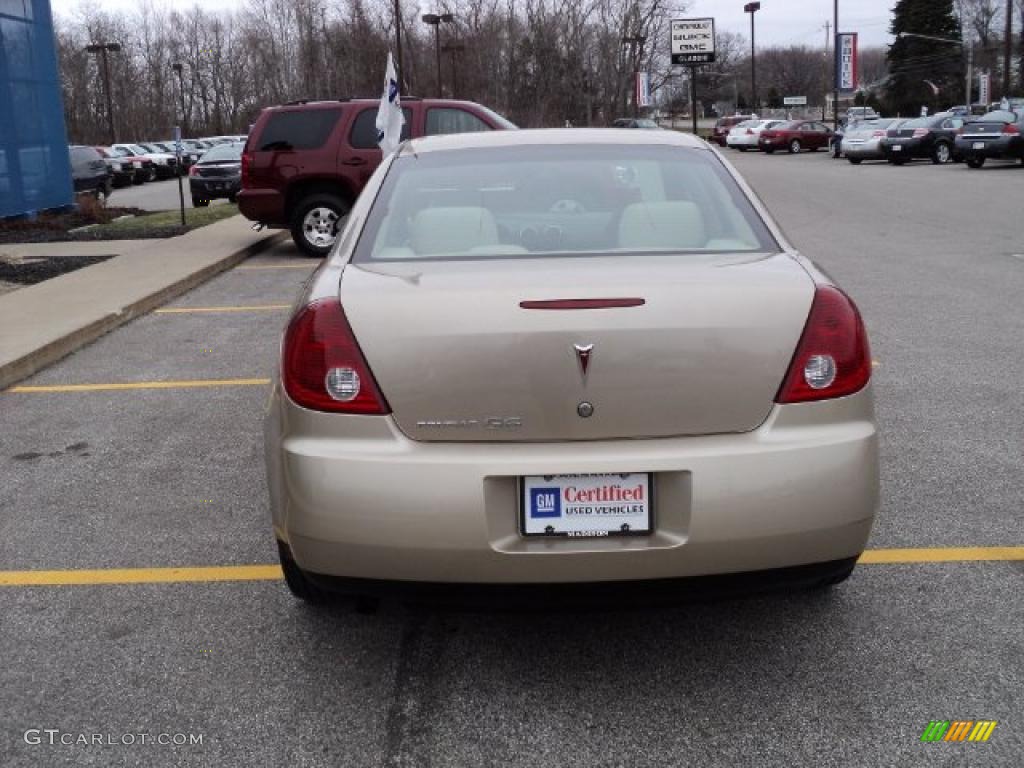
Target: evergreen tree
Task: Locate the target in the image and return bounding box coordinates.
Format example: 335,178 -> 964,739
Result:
885,0 -> 963,115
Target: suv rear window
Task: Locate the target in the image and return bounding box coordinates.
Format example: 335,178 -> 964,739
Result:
257,108 -> 343,150
350,107 -> 413,149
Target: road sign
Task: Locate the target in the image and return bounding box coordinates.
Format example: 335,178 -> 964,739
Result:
672,18 -> 716,65
784,96 -> 808,106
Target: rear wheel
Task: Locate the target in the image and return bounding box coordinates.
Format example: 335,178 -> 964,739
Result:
788,139 -> 802,154
290,193 -> 350,257
931,142 -> 952,164
848,157 -> 863,165
966,156 -> 986,169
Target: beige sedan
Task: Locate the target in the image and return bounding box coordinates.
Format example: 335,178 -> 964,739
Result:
265,128 -> 878,605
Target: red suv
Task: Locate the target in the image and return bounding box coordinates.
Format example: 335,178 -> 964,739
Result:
239,98 -> 516,256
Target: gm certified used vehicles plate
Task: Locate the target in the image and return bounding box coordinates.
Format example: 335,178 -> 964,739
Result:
264,129 -> 879,606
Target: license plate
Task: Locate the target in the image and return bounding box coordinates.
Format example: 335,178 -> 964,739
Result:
521,473 -> 652,537
891,145 -> 902,151
973,142 -> 985,150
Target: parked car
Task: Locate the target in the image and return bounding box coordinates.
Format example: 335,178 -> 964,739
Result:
955,109 -> 1024,168
611,118 -> 660,129
710,114 -> 758,146
112,143 -> 179,179
265,128 -> 878,606
759,120 -> 833,154
879,113 -> 971,165
844,107 -> 879,122
92,146 -> 136,187
238,97 -> 517,256
68,145 -> 112,197
101,146 -> 155,184
843,119 -> 905,164
726,119 -> 782,151
189,142 -> 244,206
151,141 -> 200,167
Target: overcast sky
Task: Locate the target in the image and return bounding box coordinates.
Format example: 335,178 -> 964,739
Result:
51,0 -> 897,49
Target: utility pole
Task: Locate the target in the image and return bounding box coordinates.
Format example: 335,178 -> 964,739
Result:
394,0 -> 404,89
1003,0 -> 1013,97
832,0 -> 839,130
85,42 -> 121,145
744,3 -> 760,112
442,42 -> 465,97
823,21 -> 831,120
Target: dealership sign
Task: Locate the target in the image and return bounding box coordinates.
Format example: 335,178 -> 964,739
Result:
783,96 -> 807,106
836,32 -> 858,91
636,72 -> 652,108
978,72 -> 990,106
672,18 -> 716,65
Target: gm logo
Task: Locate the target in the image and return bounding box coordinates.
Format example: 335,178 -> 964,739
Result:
530,488 -> 561,519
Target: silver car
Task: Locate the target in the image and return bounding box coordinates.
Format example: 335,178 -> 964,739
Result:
844,119 -> 904,163
265,129 -> 879,605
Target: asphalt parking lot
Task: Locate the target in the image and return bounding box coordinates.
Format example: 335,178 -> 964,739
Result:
108,176 -> 233,212
1,151 -> 1021,767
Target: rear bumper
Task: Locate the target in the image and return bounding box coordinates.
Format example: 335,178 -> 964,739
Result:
266,386 -> 879,585
238,188 -> 286,227
842,142 -> 884,159
189,177 -> 241,199
955,136 -> 1022,159
880,139 -> 925,158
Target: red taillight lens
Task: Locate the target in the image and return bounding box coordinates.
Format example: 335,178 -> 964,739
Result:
775,285 -> 871,404
912,128 -> 929,138
872,130 -> 885,137
282,299 -> 390,414
240,151 -> 251,187
1003,124 -> 1020,134
188,164 -> 199,177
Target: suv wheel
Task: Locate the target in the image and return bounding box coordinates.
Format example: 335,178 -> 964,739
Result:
788,139 -> 802,154
291,194 -> 349,257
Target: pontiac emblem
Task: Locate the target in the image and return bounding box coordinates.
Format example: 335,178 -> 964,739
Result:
574,343 -> 594,383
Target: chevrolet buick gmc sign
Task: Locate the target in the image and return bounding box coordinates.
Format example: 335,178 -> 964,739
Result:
671,18 -> 716,65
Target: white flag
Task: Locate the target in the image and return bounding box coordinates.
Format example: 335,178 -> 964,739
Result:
375,53 -> 404,156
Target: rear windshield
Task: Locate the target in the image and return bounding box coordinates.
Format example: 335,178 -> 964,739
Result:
200,143 -> 244,162
70,147 -> 100,163
979,110 -> 1017,123
354,144 -> 778,262
257,107 -> 343,150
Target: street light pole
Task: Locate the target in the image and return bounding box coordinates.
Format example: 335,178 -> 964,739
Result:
442,42 -> 465,97
832,0 -> 839,130
85,42 -> 121,145
171,62 -> 187,135
1004,0 -> 1013,97
422,13 -> 454,98
744,3 -> 760,113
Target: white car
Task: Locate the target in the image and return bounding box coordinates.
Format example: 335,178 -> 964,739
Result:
112,143 -> 179,179
726,120 -> 783,151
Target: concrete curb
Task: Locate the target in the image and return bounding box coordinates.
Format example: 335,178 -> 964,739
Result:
0,230 -> 287,390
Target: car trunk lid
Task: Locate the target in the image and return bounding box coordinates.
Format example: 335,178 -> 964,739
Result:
339,253 -> 815,442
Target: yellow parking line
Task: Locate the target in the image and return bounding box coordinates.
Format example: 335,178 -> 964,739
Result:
0,565 -> 283,586
154,305 -> 291,314
236,264 -> 318,270
8,378 -> 270,393
0,548 -> 1021,586
858,547 -> 1024,563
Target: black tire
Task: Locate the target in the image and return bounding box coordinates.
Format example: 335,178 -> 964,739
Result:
788,139 -> 802,154
191,197 -> 209,208
147,167 -> 158,182
278,541 -> 327,603
966,156 -> 985,169
848,157 -> 863,165
737,146 -> 748,152
889,157 -> 908,166
931,142 -> 953,165
227,193 -> 238,204
764,147 -> 775,154
102,178 -> 113,198
290,193 -> 350,257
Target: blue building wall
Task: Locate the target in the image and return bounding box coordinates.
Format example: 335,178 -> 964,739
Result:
0,0 -> 73,218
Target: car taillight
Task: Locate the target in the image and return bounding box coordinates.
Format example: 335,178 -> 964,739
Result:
241,151 -> 251,187
872,130 -> 885,137
746,129 -> 754,135
775,285 -> 871,404
912,128 -> 929,138
1003,124 -> 1020,134
188,164 -> 199,177
282,298 -> 390,414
